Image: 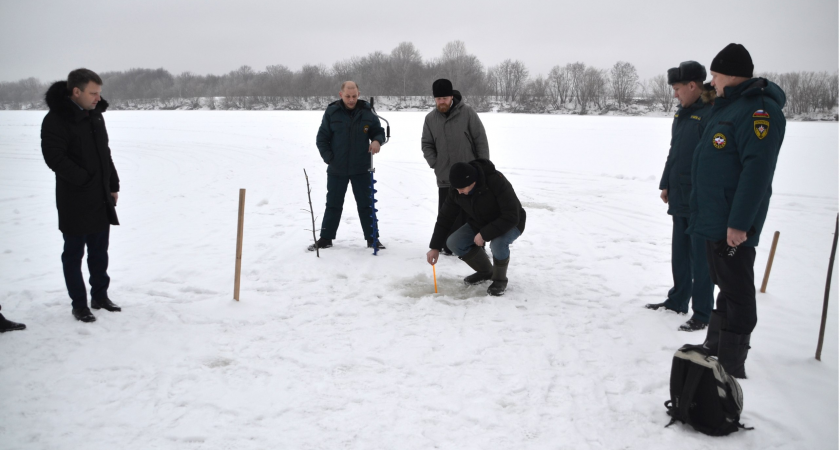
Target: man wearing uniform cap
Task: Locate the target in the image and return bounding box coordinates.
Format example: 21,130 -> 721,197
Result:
426,160 -> 525,296
421,79 -> 490,255
684,43 -> 787,378
645,61 -> 715,333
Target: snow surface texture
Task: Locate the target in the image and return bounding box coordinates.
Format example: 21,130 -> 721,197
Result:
0,111 -> 837,449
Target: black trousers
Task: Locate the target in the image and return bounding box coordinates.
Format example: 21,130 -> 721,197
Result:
320,173 -> 375,240
705,240 -> 757,334
62,228 -> 110,309
438,187 -> 466,251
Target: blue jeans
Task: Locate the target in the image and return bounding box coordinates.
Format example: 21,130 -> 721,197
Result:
446,223 -> 521,260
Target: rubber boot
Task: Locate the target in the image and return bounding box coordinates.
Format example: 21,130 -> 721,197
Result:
461,246 -> 493,285
487,257 -> 509,296
718,330 -> 750,379
703,310 -> 726,356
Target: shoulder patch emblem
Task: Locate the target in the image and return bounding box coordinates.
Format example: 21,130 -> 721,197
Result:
753,110 -> 770,118
674,113 -> 679,118
713,133 -> 727,149
754,120 -> 769,139
363,125 -> 370,134
690,115 -> 701,121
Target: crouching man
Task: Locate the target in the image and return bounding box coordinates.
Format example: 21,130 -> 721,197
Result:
426,160 -> 526,296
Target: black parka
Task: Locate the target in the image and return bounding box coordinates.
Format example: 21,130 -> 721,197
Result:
429,159 -> 526,249
41,81 -> 120,236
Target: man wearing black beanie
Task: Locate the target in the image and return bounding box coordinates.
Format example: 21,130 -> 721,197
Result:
684,43 -> 787,379
422,78 -> 490,256
426,160 -> 526,296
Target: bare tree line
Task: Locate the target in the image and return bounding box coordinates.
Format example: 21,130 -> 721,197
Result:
0,41 -> 836,118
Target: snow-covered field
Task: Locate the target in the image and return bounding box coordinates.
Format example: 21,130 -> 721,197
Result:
0,110 -> 837,449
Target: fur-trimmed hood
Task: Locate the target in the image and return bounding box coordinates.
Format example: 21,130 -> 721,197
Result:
44,81 -> 109,118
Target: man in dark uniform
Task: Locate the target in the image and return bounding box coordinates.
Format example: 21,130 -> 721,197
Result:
645,61 -> 715,332
426,160 -> 526,296
685,44 -> 786,378
309,81 -> 386,251
0,305 -> 26,332
41,69 -> 122,323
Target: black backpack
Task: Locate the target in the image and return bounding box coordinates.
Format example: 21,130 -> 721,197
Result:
664,347 -> 751,436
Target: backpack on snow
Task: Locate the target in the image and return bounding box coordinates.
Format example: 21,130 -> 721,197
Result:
664,347 -> 751,436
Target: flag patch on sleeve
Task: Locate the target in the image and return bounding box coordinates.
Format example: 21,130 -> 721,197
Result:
753,110 -> 770,118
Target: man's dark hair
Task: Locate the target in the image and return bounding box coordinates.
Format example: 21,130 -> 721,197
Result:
67,68 -> 102,92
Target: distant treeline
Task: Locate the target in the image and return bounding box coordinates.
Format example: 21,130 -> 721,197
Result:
1,41 -> 837,118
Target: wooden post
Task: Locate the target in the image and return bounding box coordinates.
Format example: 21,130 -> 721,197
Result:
233,189 -> 246,301
760,231 -> 781,293
816,214 -> 839,361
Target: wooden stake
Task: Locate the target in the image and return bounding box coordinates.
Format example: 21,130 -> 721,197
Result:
816,214 -> 839,361
433,265 -> 438,294
760,231 -> 781,293
233,188 -> 246,301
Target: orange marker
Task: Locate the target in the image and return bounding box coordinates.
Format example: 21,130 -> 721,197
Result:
433,265 -> 438,293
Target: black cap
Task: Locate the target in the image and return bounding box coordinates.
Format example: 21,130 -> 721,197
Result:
432,79 -> 453,97
710,43 -> 754,78
667,61 -> 707,85
449,162 -> 477,189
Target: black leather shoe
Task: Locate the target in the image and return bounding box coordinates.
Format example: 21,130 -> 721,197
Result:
307,238 -> 333,252
367,239 -> 386,250
644,302 -> 685,314
91,297 -> 121,312
678,318 -> 708,332
0,313 -> 26,332
72,307 -> 96,322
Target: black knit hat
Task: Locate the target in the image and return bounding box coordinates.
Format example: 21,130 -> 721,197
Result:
710,43 -> 754,78
449,162 -> 477,189
432,79 -> 454,97
667,61 -> 706,85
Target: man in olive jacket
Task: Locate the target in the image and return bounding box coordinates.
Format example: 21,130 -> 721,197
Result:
645,61 -> 714,333
685,44 -> 786,379
422,79 -> 489,255
41,69 -> 121,323
426,160 -> 525,296
310,81 -> 386,251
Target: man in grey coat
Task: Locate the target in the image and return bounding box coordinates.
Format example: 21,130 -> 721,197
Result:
421,78 -> 489,254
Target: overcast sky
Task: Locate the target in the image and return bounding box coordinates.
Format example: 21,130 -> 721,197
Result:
1,0 -> 837,84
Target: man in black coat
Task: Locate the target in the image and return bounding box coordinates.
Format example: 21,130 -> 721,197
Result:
309,81 -> 386,251
426,160 -> 526,296
645,61 -> 714,332
41,69 -> 121,323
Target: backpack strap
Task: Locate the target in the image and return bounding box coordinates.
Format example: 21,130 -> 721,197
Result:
677,364 -> 706,425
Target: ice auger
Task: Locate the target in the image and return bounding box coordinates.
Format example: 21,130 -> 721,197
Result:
368,97 -> 390,255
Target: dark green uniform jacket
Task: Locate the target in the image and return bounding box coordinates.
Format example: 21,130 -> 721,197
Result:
316,99 -> 385,176
429,159 -> 526,249
659,97 -> 713,217
41,81 -> 120,236
687,78 -> 786,247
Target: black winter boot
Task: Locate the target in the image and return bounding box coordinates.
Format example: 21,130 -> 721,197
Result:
703,310 -> 726,356
487,257 -> 510,296
461,246 -> 493,285
718,330 -> 750,379
0,312 -> 26,332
